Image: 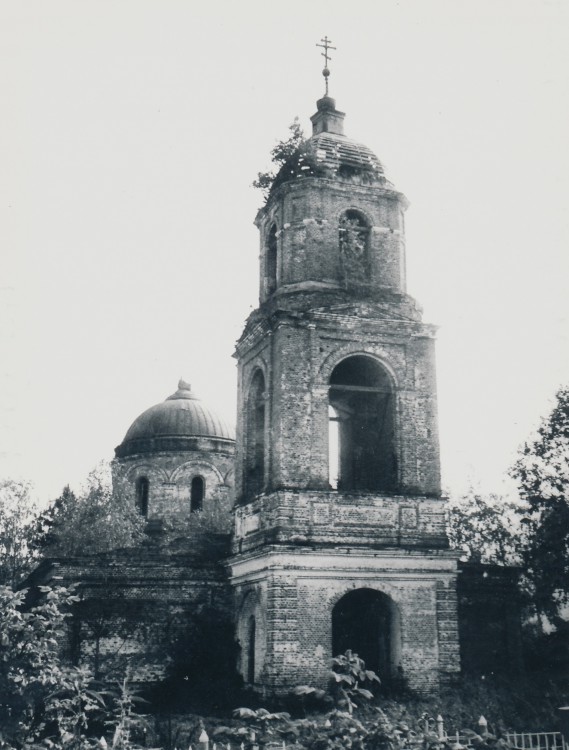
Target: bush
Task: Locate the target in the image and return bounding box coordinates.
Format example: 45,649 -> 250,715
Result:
0,584 -> 150,749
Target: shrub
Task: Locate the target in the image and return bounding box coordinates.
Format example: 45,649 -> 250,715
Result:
0,584 -> 148,749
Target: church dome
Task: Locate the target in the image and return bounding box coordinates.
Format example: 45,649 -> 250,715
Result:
115,380 -> 235,458
270,96 -> 389,195
308,131 -> 385,178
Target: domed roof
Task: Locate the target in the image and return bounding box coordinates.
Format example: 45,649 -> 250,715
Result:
308,131 -> 386,178
115,380 -> 235,458
270,96 -> 390,194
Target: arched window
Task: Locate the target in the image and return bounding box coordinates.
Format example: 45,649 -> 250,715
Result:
245,370 -> 266,497
329,355 -> 397,492
266,224 -> 278,296
339,210 -> 370,287
190,476 -> 205,512
135,476 -> 149,517
247,615 -> 256,684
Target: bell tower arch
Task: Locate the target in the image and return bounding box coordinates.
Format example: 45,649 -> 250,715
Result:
230,77 -> 460,695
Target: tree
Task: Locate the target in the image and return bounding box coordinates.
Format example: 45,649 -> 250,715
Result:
447,488 -> 524,566
252,118 -> 309,200
32,484 -> 78,553
0,583 -> 80,745
511,386 -> 569,623
0,583 -> 146,748
34,462 -> 145,558
0,478 -> 40,586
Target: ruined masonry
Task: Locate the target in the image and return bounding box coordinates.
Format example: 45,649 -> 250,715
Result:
230,95 -> 460,694
30,91 -> 513,695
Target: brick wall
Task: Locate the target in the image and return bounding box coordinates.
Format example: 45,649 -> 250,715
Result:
257,178 -> 407,301
113,447 -> 234,525
231,118 -> 455,697
233,490 -> 448,553
35,535 -> 232,682
235,307 -> 442,502
230,548 -> 460,696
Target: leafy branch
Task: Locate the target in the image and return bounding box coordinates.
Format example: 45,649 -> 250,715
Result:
253,119 -> 315,200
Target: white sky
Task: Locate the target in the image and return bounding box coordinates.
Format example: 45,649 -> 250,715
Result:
1,0 -> 568,505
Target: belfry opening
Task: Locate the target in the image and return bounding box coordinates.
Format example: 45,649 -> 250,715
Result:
332,589 -> 401,680
329,355 -> 397,492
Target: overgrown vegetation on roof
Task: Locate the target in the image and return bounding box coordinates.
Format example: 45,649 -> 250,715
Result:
252,119 -> 320,201
253,118 -> 385,202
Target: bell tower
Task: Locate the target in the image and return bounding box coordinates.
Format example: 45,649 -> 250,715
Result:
229,51 -> 460,694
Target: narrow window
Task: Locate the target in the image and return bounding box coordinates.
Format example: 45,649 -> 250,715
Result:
266,224 -> 278,296
245,370 -> 266,497
190,476 -> 204,512
247,615 -> 256,684
329,356 -> 397,492
339,210 -> 370,287
135,477 -> 149,517
329,405 -> 340,489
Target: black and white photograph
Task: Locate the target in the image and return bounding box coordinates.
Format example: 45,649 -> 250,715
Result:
1,1 -> 568,747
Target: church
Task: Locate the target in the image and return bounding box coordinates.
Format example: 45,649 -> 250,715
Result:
30,67 -> 521,695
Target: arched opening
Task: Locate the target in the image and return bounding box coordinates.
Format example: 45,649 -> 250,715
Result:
247,615 -> 256,684
332,589 -> 400,680
266,224 -> 278,296
329,355 -> 397,492
190,476 -> 204,512
245,370 -> 266,498
135,477 -> 149,517
339,210 -> 370,287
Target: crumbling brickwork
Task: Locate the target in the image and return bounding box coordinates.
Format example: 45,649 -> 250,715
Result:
231,548 -> 460,694
230,95 -> 461,695
22,93 -> 523,699
31,532 -> 232,682
112,449 -> 234,525
235,304 -> 441,501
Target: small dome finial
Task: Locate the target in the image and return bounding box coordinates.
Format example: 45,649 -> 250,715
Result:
178,378 -> 191,392
316,36 -> 336,97
167,379 -> 198,401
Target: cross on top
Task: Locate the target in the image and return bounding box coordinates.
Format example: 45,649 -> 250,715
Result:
316,36 -> 336,95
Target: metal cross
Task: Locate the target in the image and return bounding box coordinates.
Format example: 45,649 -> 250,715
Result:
316,36 -> 336,95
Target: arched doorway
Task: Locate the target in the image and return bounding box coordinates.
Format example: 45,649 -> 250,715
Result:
329,355 -> 397,492
332,588 -> 400,680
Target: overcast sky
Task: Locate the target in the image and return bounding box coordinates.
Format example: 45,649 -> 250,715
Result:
1,0 -> 568,505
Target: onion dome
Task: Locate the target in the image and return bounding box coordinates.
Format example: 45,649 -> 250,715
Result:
115,380 -> 235,458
